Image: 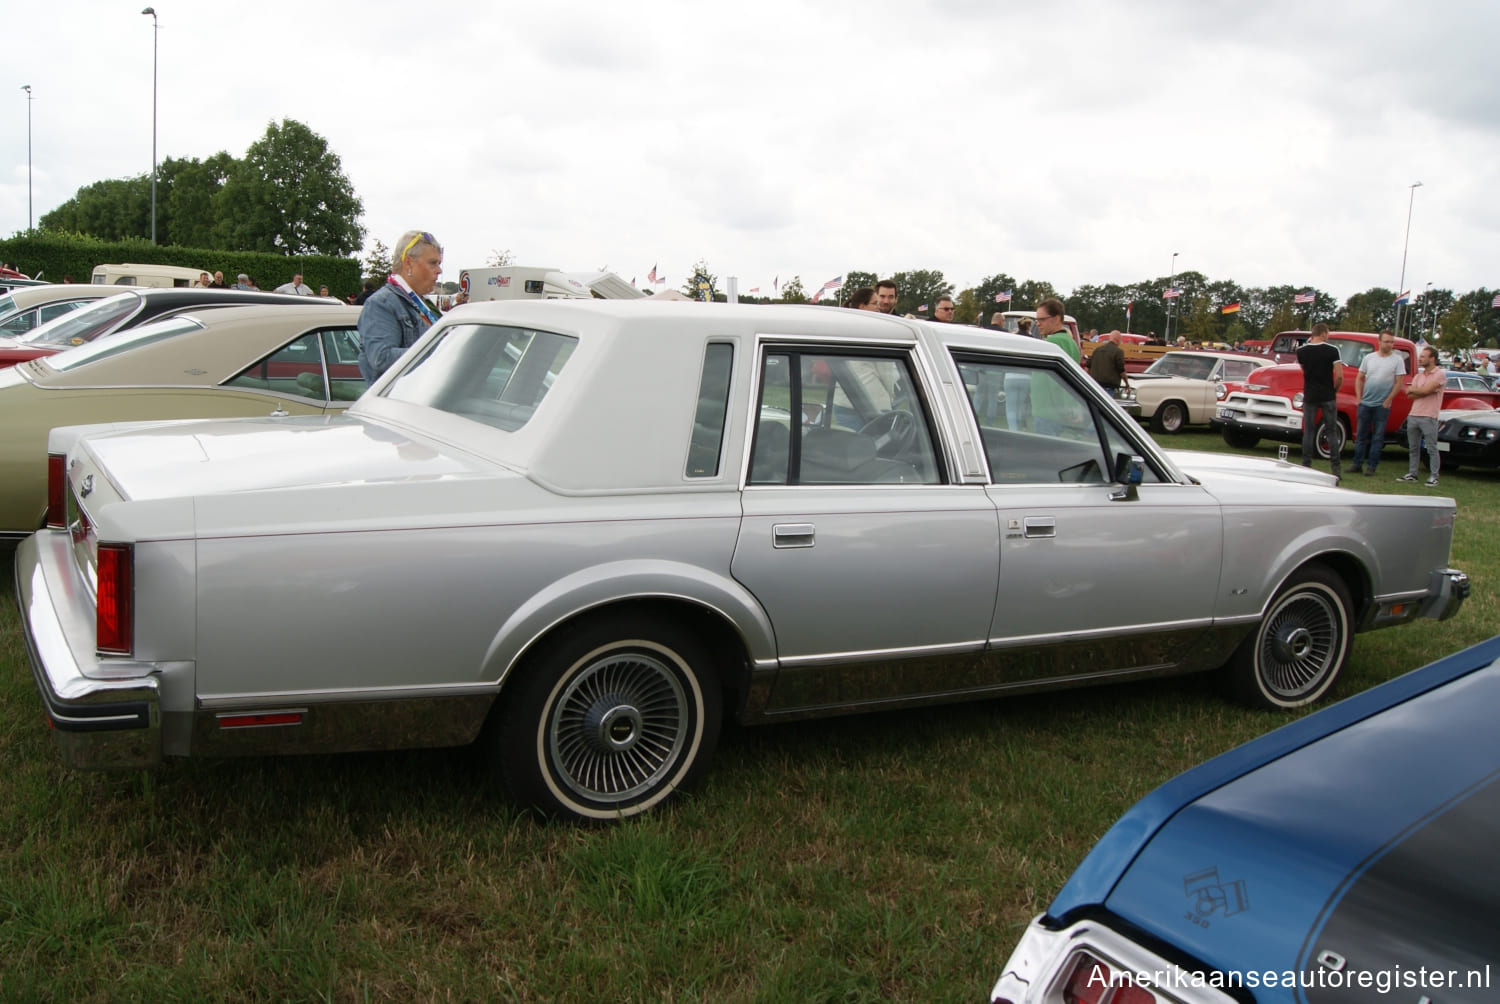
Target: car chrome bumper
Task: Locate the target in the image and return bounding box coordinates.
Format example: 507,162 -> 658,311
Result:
1420,567 -> 1470,622
13,532 -> 163,769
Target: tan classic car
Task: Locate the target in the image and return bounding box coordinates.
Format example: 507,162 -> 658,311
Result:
0,303 -> 364,540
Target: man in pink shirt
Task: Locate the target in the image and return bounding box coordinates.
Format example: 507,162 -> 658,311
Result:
1397,345 -> 1445,486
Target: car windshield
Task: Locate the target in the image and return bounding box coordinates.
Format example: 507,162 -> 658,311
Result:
1144,354 -> 1217,380
381,322 -> 578,432
19,292 -> 142,346
42,315 -> 204,372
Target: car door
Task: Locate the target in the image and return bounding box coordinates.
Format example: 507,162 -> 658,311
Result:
222,326 -> 368,411
952,351 -> 1225,684
731,342 -> 1000,712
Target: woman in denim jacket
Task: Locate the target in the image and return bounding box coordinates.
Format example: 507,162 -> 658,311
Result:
357,230 -> 444,384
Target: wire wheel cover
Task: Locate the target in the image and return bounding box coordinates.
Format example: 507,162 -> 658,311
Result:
548,649 -> 690,802
1259,588 -> 1341,699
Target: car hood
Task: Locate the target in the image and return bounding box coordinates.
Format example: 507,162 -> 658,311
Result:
1162,449 -> 1339,487
1439,406 -> 1500,427
79,414 -> 497,500
1051,639 -> 1500,992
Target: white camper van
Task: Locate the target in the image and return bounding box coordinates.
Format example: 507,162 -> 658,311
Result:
90,263 -> 209,288
458,267 -> 645,302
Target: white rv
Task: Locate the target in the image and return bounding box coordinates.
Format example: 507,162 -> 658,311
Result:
90,263 -> 210,288
459,267 -> 646,302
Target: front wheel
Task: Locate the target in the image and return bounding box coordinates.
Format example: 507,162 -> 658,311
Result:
490,614 -> 722,821
1315,416 -> 1349,460
1151,400 -> 1188,434
1227,566 -> 1353,709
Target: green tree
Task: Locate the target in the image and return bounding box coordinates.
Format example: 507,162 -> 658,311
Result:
161,152 -> 235,248
1222,319 -> 1251,345
1262,303 -> 1299,339
779,276 -> 808,304
1015,279 -> 1059,312
953,288 -> 981,325
1181,295 -> 1220,344
1454,290 -> 1498,348
212,119 -> 365,256
890,269 -> 951,316
1436,299 -> 1477,353
362,239 -> 392,282
683,260 -> 720,301
1336,288 -> 1394,332
971,273 -> 1019,325
844,270 -> 877,299
40,177 -> 150,241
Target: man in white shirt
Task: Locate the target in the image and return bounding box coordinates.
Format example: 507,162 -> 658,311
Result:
1350,330 -> 1406,476
275,272 -> 314,296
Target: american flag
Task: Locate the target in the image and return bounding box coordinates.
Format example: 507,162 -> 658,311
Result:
1293,291 -> 1315,304
994,290 -> 1012,303
1492,293 -> 1500,309
749,287 -> 760,294
1393,290 -> 1411,306
646,264 -> 659,285
773,276 -> 779,291
811,275 -> 844,303
917,304 -> 928,312
1162,287 -> 1183,299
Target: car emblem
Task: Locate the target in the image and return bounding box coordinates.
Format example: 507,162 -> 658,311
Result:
80,474 -> 94,498
1182,867 -> 1248,928
184,368 -> 207,376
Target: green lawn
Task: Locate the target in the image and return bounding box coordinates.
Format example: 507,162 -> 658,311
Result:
1,428 -> 1494,1002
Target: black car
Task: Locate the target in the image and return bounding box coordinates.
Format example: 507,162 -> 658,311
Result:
0,287 -> 341,366
1436,408 -> 1500,470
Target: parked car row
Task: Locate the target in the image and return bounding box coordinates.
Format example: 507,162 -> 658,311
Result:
16,300 -> 1466,825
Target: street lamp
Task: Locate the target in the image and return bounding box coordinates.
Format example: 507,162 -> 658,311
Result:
142,7 -> 158,244
20,85 -> 32,231
1165,251 -> 1179,342
1394,181 -> 1422,335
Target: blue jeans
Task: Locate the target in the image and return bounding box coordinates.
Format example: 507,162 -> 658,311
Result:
1351,403 -> 1390,471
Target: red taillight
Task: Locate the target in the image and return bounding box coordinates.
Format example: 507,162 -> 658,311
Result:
45,453 -> 66,528
1062,954 -> 1160,1004
96,543 -> 134,656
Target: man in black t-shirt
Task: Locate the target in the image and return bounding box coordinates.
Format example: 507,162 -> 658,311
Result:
1297,322 -> 1344,479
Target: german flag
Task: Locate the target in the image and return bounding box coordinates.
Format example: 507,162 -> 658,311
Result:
1220,302 -> 1241,314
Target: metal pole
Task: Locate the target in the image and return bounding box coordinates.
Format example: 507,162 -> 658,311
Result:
1165,251 -> 1178,342
1394,181 -> 1421,335
1417,281 -> 1432,342
21,85 -> 32,230
142,8 -> 158,244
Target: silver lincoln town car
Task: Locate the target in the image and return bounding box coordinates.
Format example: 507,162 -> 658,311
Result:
15,300 -> 1468,821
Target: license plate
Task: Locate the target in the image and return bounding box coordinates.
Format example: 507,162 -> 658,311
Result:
1217,408 -> 1232,419
1438,441 -> 1450,451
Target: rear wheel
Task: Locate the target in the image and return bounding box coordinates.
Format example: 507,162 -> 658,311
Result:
1221,426 -> 1260,449
490,614 -> 722,821
1151,400 -> 1188,434
1313,416 -> 1348,460
1228,566 -> 1353,709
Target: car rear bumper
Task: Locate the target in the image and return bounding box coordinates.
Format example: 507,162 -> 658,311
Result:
13,532 -> 163,769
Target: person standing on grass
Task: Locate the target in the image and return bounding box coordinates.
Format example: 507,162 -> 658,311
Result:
1349,329 -> 1405,477
1296,323 -> 1343,482
1398,345 -> 1445,486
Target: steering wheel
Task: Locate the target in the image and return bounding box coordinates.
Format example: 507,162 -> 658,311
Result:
859,410 -> 917,458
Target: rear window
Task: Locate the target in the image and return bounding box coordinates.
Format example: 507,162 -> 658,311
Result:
20,292 -> 142,346
381,322 -> 578,432
44,316 -> 204,372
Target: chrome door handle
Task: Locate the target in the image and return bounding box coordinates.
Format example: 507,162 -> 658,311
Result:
1022,517 -> 1055,538
772,523 -> 815,548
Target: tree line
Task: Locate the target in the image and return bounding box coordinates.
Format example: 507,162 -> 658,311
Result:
682,263 -> 1500,352
37,119 -> 364,259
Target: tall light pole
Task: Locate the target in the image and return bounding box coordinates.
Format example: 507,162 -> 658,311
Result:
142,7 -> 158,244
1165,251 -> 1179,343
1394,181 -> 1422,335
20,85 -> 32,231
1417,281 -> 1433,342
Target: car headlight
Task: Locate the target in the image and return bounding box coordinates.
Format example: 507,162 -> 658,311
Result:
1292,392 -> 1304,409
1215,385 -> 1227,400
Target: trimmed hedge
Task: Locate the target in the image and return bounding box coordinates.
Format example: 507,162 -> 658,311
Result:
0,231 -> 361,299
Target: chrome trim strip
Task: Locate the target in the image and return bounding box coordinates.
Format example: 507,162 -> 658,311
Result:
986,617 -> 1216,649
197,681 -> 500,708
780,639 -> 986,668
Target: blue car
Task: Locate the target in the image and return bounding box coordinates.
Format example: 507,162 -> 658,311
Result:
991,635 -> 1500,1004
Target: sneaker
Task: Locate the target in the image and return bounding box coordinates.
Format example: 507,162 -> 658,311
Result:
1426,477 -> 1439,487
1396,473 -> 1418,483
1363,468 -> 1375,476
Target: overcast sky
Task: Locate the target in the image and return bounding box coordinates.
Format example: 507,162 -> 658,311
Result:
5,0 -> 1497,302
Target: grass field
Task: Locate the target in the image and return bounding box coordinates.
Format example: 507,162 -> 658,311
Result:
1,428 -> 1495,1003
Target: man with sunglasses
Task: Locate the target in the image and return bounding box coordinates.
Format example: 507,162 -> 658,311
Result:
357,230 -> 445,384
